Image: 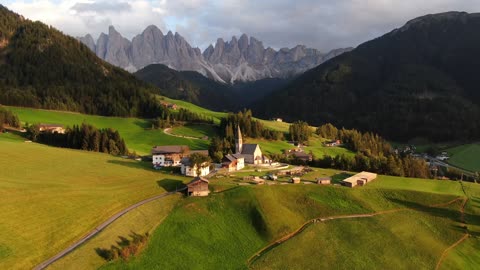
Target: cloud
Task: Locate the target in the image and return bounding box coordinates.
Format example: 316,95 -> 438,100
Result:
71,1 -> 132,14
6,0 -> 480,52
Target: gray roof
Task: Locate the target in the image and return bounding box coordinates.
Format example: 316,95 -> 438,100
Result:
241,144 -> 259,155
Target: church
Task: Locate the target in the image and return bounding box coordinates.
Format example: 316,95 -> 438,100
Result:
235,126 -> 268,164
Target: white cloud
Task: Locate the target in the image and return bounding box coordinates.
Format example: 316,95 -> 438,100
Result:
6,0 -> 480,51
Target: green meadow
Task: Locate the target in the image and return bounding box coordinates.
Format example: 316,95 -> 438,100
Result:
446,143 -> 480,172
0,133 -> 190,269
99,181 -> 480,270
7,106 -> 208,155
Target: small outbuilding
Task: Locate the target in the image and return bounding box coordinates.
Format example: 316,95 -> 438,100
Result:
316,177 -> 331,185
341,171 -> 377,188
290,177 -> 301,184
186,177 -> 210,197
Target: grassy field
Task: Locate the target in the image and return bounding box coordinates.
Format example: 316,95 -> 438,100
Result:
169,124 -> 218,139
247,136 -> 354,158
98,179 -> 478,270
162,96 -> 291,132
7,106 -> 208,155
446,143 -> 480,172
0,133 -> 191,269
49,195 -> 181,270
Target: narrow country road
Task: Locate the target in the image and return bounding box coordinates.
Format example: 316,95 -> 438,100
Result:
34,187 -> 186,270
163,128 -> 201,140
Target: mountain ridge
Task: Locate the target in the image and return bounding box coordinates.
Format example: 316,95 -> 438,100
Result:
253,11 -> 480,142
78,25 -> 352,83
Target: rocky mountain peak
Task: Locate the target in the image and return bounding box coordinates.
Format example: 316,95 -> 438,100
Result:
79,25 -> 352,83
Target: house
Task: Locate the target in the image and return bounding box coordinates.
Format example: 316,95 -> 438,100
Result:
234,126 -> 267,164
316,177 -> 331,185
180,157 -> 210,177
324,140 -> 341,147
186,177 -> 210,197
151,145 -> 190,168
290,177 -> 301,184
222,154 -> 245,172
38,124 -> 65,134
290,151 -> 312,162
341,172 -> 377,188
271,118 -> 283,122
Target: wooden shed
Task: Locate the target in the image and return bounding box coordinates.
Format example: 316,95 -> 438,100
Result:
316,177 -> 331,185
290,177 -> 301,184
186,177 -> 210,197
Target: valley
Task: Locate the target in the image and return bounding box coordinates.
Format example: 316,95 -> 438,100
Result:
0,3 -> 479,270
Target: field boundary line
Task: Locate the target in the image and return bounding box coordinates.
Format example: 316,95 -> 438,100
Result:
34,188 -> 186,270
247,196 -> 465,266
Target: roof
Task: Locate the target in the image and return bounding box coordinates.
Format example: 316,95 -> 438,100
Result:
152,145 -> 189,155
191,150 -> 209,156
223,154 -> 245,163
241,144 -> 259,155
292,151 -> 311,158
38,124 -> 64,128
187,177 -> 209,186
341,171 -> 377,184
316,177 -> 332,181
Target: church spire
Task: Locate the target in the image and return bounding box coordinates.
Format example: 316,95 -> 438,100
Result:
235,125 -> 243,154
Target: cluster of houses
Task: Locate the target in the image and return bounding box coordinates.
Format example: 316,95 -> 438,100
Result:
152,125 -> 269,180
38,124 -> 65,134
285,148 -> 312,162
324,139 -> 342,147
160,102 -> 178,110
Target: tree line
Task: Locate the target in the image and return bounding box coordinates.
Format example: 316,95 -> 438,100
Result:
274,123 -> 431,178
27,123 -> 128,155
151,108 -> 214,129
0,106 -> 20,131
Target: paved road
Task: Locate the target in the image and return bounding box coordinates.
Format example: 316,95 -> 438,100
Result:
34,188 -> 186,270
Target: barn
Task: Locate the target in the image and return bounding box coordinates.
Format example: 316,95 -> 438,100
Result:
186,177 -> 210,197
341,172 -> 377,188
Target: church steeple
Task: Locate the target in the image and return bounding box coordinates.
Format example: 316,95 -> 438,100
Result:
235,125 -> 243,154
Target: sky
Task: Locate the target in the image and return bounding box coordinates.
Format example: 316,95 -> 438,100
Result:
4,0 -> 480,52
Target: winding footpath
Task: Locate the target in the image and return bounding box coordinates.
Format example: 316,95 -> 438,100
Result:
247,197 -> 466,266
34,188 -> 186,270
163,128 -> 201,140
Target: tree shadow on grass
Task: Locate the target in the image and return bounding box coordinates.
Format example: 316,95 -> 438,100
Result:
387,197 -> 480,237
95,232 -> 149,261
157,179 -> 185,192
331,172 -> 353,184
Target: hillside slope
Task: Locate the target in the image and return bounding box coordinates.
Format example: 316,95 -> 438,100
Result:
0,5 -> 163,118
255,12 -> 480,142
135,64 -> 290,111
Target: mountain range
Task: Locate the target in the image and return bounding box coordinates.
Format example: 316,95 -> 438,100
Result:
254,12 -> 480,142
78,26 -> 351,83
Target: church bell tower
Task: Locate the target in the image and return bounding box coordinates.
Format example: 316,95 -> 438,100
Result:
235,125 -> 243,154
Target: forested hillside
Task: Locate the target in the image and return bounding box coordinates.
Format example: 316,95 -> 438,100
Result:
0,5 -> 163,118
255,12 -> 480,142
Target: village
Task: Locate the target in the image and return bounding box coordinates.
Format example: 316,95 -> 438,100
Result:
150,125 -> 378,196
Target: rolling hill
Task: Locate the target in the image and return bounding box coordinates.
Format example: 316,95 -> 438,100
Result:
135,64 -> 289,111
254,12 -> 480,142
0,5 -> 167,118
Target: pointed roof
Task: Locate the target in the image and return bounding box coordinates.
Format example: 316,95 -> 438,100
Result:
187,176 -> 209,186
236,125 -> 242,140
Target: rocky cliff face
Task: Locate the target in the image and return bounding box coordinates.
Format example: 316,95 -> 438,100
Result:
79,26 -> 351,83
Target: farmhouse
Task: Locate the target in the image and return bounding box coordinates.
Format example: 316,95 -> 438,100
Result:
341,171 -> 377,188
222,154 -> 245,172
290,177 -> 301,184
316,177 -> 331,185
290,151 -> 313,162
234,126 -> 268,164
180,157 -> 210,177
271,118 -> 283,122
38,124 -> 65,134
324,140 -> 341,147
151,145 -> 190,168
186,177 -> 210,197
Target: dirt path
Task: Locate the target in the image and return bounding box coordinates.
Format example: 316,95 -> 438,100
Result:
163,128 -> 201,140
34,188 -> 186,270
247,197 -> 465,266
434,197 -> 470,270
